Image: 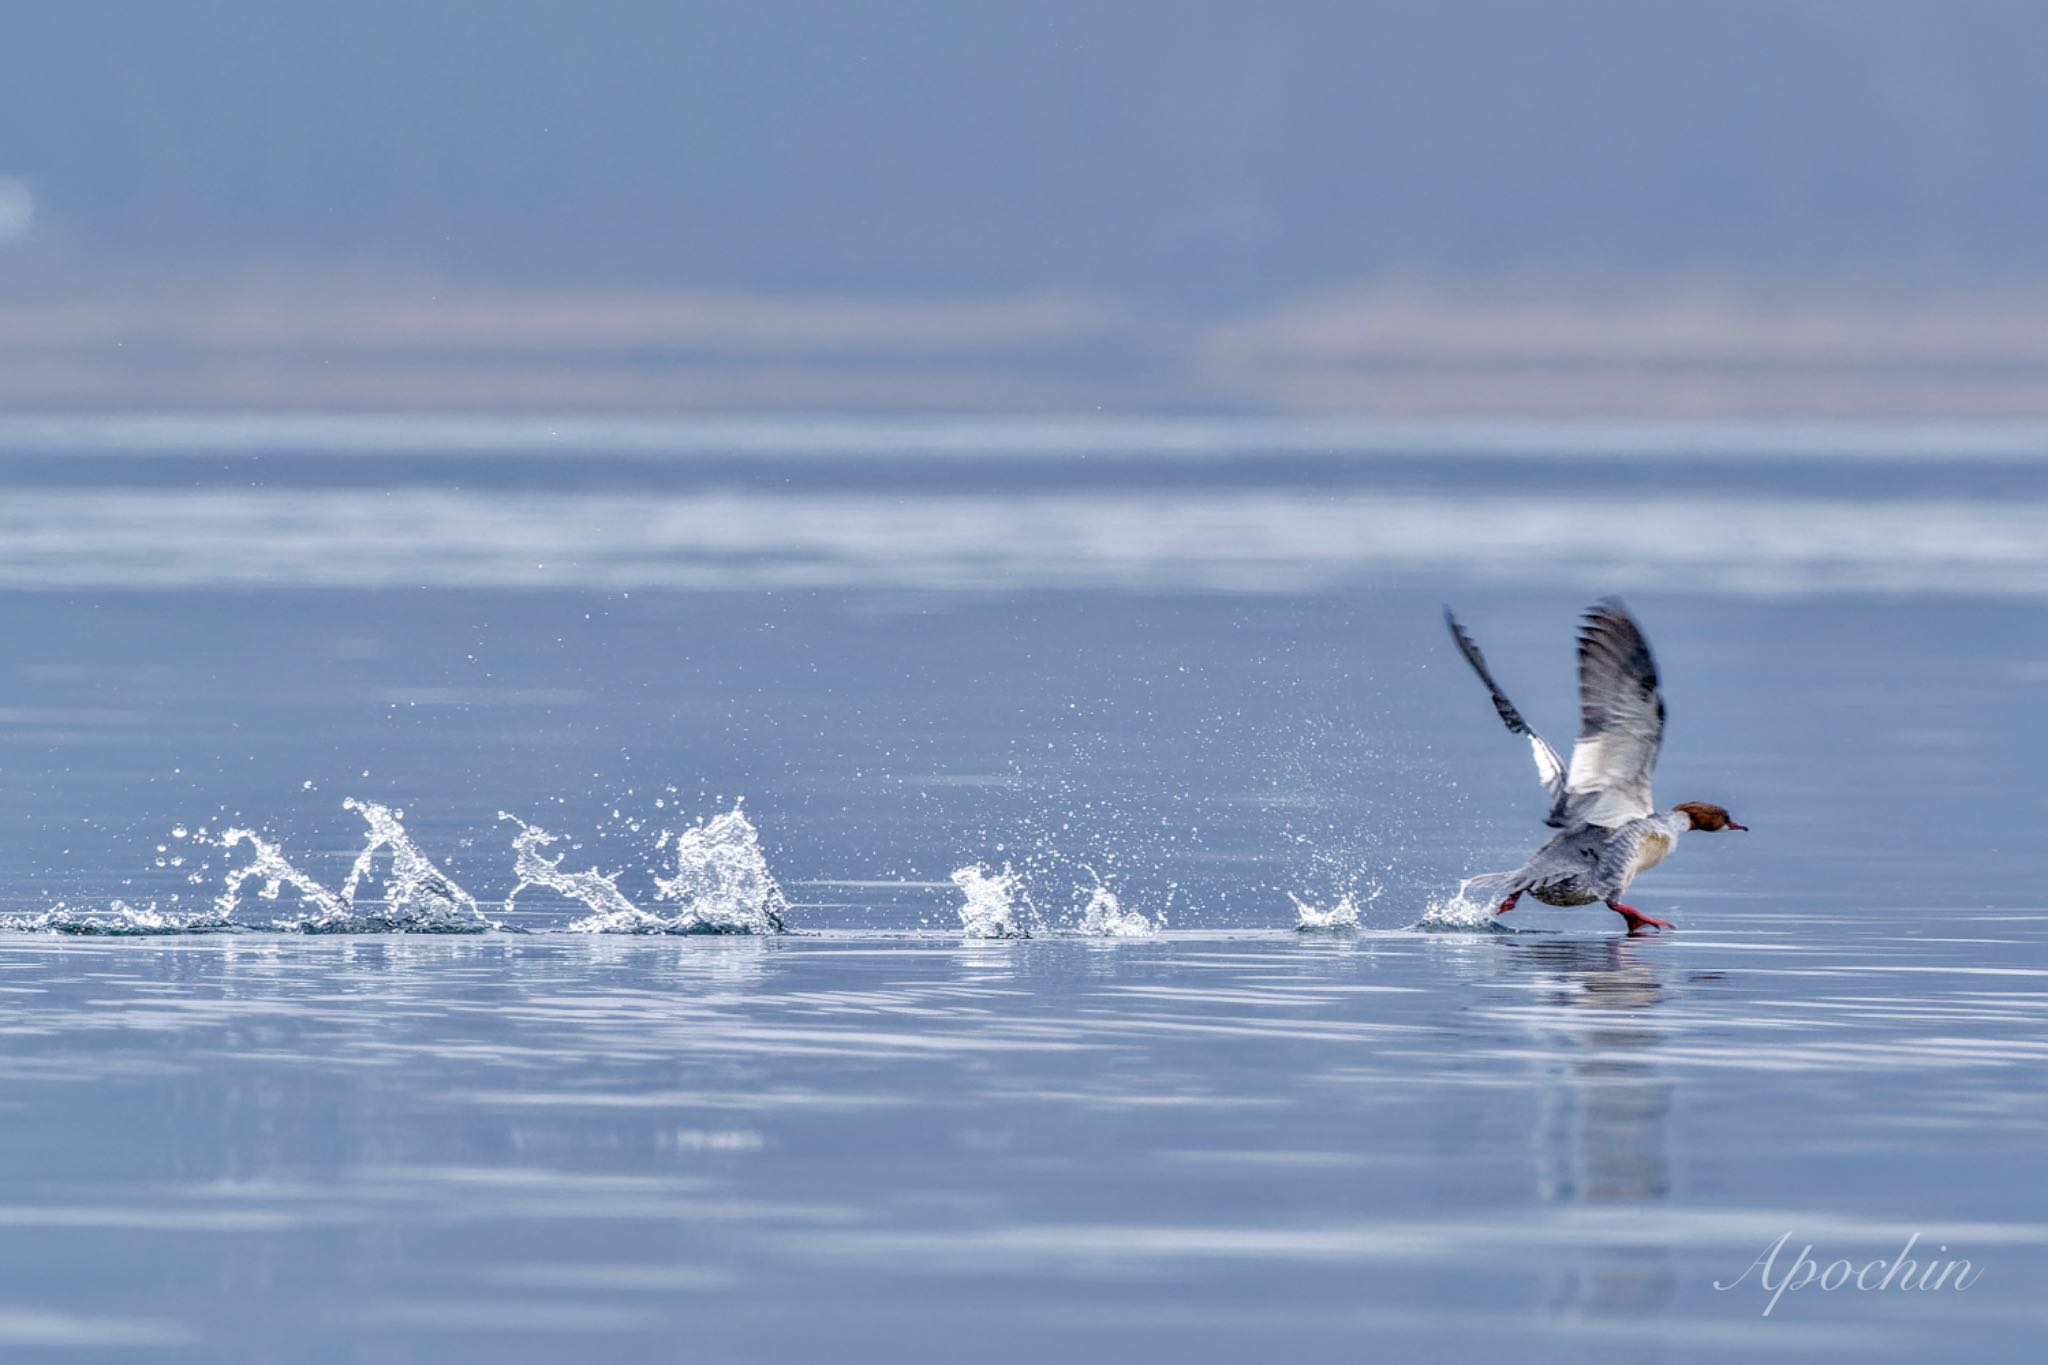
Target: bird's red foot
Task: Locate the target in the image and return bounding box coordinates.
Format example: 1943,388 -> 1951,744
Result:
1606,900 -> 1673,935
1497,893 -> 1520,915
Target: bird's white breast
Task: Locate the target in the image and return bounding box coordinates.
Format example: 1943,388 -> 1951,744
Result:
1630,830 -> 1674,875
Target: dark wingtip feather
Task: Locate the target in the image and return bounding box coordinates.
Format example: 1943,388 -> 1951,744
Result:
1442,607 -> 1489,684
1576,598 -> 1661,730
1578,600 -> 1656,676
1444,606 -> 1534,737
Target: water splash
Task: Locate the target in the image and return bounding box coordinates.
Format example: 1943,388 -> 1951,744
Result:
500,813 -> 641,919
1071,880 -> 1160,937
217,801 -> 491,933
0,900 -> 237,935
215,828 -> 347,921
652,805 -> 788,933
1412,877 -> 1517,932
952,863 -> 1032,939
565,803 -> 788,935
332,800 -> 490,932
1291,892 -> 1362,931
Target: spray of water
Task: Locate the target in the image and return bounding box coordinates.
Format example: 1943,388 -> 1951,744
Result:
651,804 -> 789,933
557,803 -> 789,935
0,798 -> 788,937
333,799 -> 490,931
951,863 -> 1032,939
1410,875 -> 1518,931
1291,892 -> 1363,931
215,829 -> 347,920
1071,879 -> 1160,937
500,812 -> 642,919
215,800 -> 491,932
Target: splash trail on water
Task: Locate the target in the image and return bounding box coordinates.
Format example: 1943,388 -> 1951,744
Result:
3,794 -> 1516,937
2,798 -> 789,937
217,800 -> 492,933
555,803 -> 789,935
949,862 -> 1166,938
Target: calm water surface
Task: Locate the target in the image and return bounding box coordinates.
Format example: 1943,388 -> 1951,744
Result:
0,416 -> 2043,1361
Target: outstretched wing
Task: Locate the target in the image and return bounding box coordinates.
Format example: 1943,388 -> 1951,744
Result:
1443,607 -> 1568,819
1555,598 -> 1665,828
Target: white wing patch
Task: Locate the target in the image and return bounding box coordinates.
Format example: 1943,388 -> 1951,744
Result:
1528,733 -> 1565,795
1552,600 -> 1666,829
1563,728 -> 1658,827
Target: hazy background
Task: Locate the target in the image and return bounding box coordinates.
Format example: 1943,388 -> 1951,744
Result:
5,0 -> 2048,415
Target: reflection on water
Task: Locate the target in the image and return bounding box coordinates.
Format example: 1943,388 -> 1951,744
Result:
1501,937 -> 1678,1323
0,929 -> 2042,1361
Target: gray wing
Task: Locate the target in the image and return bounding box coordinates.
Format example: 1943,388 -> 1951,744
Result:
1555,598 -> 1665,828
1443,607 -> 1568,820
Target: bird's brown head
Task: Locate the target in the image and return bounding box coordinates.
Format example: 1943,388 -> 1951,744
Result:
1673,801 -> 1747,832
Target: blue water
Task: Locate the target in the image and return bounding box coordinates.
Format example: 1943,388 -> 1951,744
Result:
0,415 -> 2044,1360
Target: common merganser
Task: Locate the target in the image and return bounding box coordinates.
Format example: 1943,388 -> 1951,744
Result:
1443,598 -> 1746,935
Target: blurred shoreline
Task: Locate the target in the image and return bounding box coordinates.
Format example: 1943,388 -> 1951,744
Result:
6,266 -> 2048,419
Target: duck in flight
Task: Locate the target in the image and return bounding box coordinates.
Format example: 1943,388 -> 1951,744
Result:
1443,598 -> 1745,934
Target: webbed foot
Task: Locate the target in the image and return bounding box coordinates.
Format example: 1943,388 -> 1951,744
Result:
1606,900 -> 1673,935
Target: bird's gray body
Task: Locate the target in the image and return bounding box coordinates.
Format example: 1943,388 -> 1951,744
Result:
1497,811 -> 1689,907
1445,599 -> 1685,911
